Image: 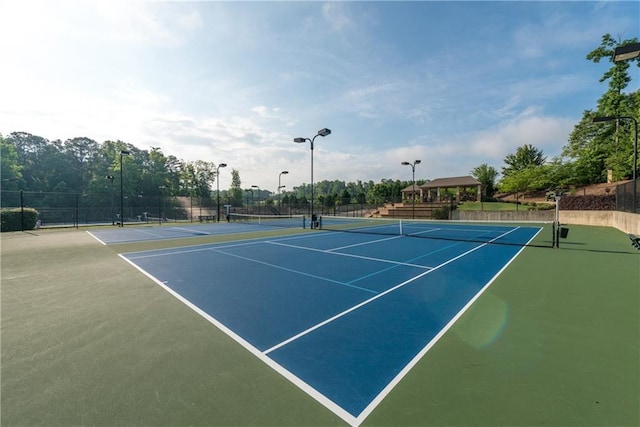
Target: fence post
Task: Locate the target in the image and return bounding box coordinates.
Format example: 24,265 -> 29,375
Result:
20,190 -> 24,231
75,193 -> 79,229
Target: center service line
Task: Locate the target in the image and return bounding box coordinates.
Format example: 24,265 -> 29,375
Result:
262,228 -> 520,356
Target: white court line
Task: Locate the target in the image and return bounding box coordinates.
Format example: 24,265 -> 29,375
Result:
118,252 -> 357,426
262,227 -> 521,356
326,234 -> 404,251
356,225 -> 541,425
266,240 -> 432,270
121,225 -> 527,427
209,248 -> 379,294
169,226 -> 212,235
85,231 -> 107,245
123,236 -> 289,259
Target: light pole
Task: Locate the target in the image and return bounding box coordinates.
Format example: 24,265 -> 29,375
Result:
593,116 -> 638,213
106,175 -> 115,225
401,160 -> 421,219
278,170 -> 289,213
119,150 -> 130,227
216,163 -> 227,221
294,128 -> 331,228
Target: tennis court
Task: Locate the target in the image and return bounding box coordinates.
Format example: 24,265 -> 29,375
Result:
88,214 -> 307,244
117,219 -> 545,424
1,218 -> 638,426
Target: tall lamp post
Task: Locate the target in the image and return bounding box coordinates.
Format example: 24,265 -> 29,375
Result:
593,116 -> 638,213
216,163 -> 227,221
119,150 -> 130,227
278,170 -> 289,213
401,160 -> 421,219
106,175 -> 115,225
294,128 -> 331,228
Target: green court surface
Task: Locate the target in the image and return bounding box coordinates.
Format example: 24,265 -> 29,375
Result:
1,224 -> 638,426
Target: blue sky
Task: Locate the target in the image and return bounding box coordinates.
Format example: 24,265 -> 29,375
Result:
1,1 -> 638,193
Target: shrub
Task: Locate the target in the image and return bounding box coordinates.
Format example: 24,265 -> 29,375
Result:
1,208 -> 39,232
431,204 -> 456,220
481,196 -> 498,203
558,195 -> 616,211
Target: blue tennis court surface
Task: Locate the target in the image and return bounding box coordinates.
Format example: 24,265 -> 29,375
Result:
87,221 -> 294,244
119,224 -> 542,425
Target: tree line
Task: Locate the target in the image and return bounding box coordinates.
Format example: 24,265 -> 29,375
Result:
1,34 -> 638,208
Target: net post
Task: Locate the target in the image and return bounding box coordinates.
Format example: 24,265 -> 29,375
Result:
554,195 -> 561,248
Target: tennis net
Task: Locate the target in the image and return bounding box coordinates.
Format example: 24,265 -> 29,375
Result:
228,213 -> 307,229
318,215 -> 555,248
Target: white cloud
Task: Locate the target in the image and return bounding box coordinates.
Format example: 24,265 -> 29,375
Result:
2,1 -> 635,192
468,111 -> 572,160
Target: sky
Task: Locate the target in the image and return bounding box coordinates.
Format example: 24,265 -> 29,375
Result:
1,1 -> 638,193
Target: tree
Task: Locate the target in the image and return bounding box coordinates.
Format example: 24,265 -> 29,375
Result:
338,189 -> 351,205
470,164 -> 498,198
63,137 -> 98,191
562,34 -> 639,183
189,160 -> 216,198
0,135 -> 23,188
368,183 -> 391,205
229,169 -> 243,206
498,166 -> 553,195
502,144 -> 547,177
586,34 -> 638,115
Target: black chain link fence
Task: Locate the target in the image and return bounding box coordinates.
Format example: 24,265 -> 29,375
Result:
616,178 -> 640,213
0,190 -> 381,230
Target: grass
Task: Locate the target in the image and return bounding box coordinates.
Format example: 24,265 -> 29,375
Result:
458,201 -> 555,211
1,224 -> 638,426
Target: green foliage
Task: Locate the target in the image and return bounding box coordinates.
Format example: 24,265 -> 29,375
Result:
502,145 -> 547,178
498,165 -> 553,194
431,205 -> 455,220
229,169 -> 244,206
470,163 -> 498,197
338,189 -> 351,205
0,136 -> 23,188
458,202 -> 554,211
562,35 -> 639,184
288,179 -> 389,205
1,208 -> 38,231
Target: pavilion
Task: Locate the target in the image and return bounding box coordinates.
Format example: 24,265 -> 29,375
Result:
401,175 -> 483,203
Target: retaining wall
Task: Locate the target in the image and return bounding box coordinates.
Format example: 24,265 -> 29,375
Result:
456,210 -> 640,235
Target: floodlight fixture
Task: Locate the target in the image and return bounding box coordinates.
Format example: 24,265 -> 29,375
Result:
592,116 -> 618,123
613,42 -> 640,62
